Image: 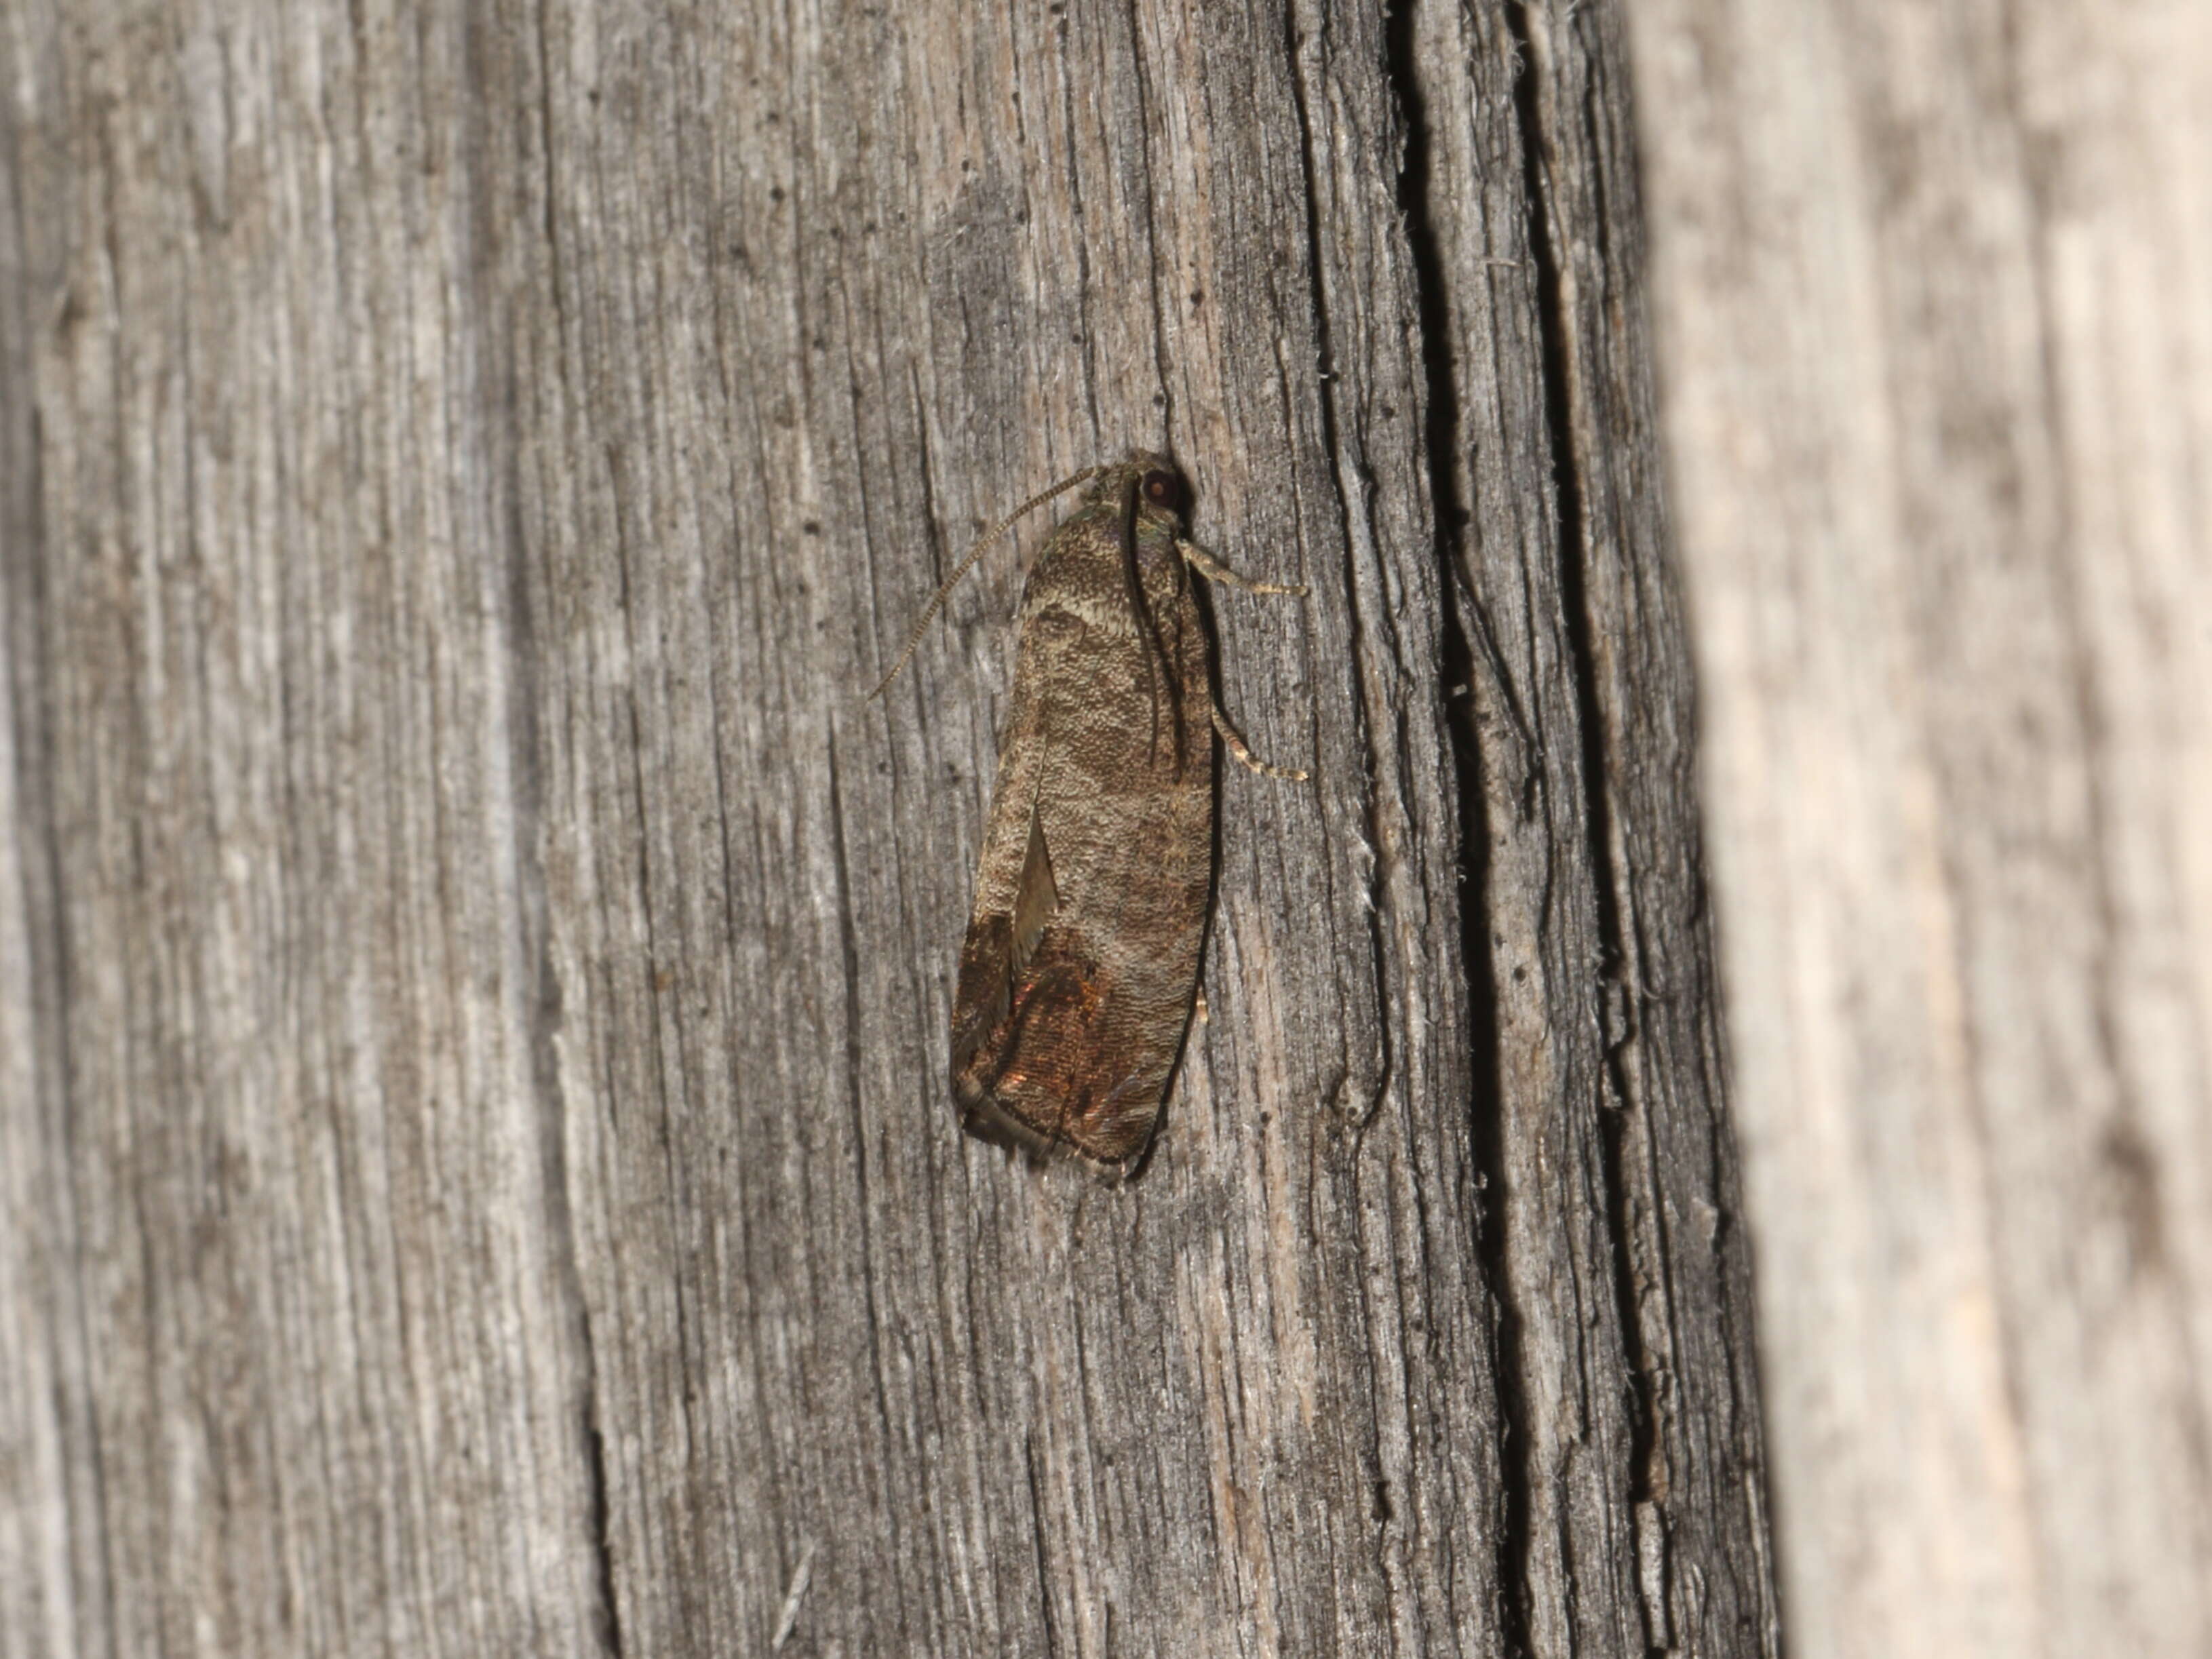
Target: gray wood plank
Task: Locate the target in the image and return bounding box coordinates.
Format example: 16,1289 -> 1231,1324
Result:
1627,3 -> 2212,1656
3,3 -> 1772,1654
0,6 -> 604,1654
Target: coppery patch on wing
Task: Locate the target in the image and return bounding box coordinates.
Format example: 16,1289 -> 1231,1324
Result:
950,922 -> 1180,1169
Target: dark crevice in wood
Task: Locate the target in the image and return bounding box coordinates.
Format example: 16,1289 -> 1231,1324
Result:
1502,8 -> 1667,1650
1382,7 -> 1534,1654
1049,12 -> 1105,449
1282,7 -> 1397,1129
583,1405 -> 625,1656
564,1148 -> 624,1658
1023,1430 -> 1063,1658
529,1 -> 569,339
1121,0 -> 1177,444
907,362 -> 948,590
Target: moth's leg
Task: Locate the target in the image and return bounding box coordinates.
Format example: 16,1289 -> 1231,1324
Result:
1178,539 -> 1308,597
1211,703 -> 1310,782
1194,983 -> 1211,1025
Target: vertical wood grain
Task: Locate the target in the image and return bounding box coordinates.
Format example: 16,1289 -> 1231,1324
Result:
3,3 -> 1770,1653
1628,2 -> 2212,1655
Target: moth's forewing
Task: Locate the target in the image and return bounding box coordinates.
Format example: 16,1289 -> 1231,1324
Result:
950,459 -> 1214,1172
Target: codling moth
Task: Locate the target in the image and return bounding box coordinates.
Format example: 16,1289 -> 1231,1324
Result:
872,452 -> 1306,1177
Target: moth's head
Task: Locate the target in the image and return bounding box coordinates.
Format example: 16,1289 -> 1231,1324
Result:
1087,450 -> 1189,528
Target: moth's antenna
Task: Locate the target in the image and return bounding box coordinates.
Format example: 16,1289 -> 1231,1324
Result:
867,465 -> 1111,701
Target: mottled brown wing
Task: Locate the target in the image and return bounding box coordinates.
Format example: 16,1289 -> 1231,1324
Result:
949,495 -> 1214,1174
948,634 -> 1051,1147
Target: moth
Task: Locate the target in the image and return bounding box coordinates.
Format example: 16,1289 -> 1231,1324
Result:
871,451 -> 1307,1176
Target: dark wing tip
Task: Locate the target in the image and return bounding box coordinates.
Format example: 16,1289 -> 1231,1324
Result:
954,1088 -> 1056,1161
954,1085 -> 1152,1183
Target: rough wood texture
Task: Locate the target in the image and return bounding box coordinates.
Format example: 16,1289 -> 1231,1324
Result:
2,3 -> 1769,1654
1401,4 -> 1777,1654
1627,4 -> 2212,1658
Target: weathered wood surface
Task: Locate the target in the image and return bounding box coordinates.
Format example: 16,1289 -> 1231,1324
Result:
1,3 -> 1770,1654
1403,5 -> 1777,1654
1627,4 -> 2212,1658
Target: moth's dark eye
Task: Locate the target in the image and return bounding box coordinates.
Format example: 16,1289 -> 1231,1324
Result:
1142,469 -> 1183,512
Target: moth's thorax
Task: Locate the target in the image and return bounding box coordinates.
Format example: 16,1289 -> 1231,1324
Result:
1022,496 -> 1187,632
